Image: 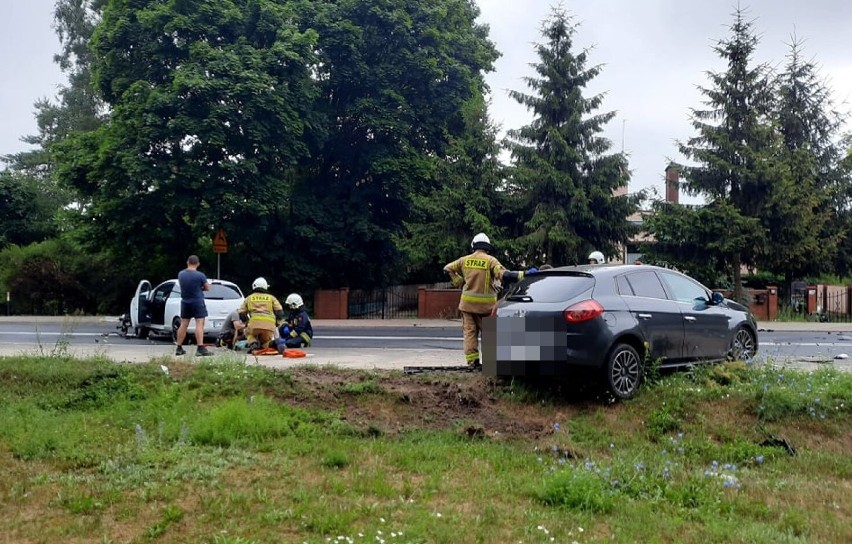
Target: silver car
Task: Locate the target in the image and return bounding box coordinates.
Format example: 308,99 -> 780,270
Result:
128,279 -> 244,340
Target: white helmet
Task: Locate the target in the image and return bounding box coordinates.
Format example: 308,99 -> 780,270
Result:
285,293 -> 304,309
471,232 -> 490,248
587,251 -> 605,264
252,277 -> 269,290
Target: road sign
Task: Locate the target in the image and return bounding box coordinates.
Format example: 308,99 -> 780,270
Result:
212,228 -> 228,254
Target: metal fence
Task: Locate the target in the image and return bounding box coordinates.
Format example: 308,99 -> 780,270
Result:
347,282 -> 453,319
815,285 -> 852,323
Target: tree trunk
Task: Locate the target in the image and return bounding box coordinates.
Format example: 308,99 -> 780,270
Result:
733,252 -> 744,303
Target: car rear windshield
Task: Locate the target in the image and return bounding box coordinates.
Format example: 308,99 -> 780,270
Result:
506,274 -> 595,303
205,283 -> 242,300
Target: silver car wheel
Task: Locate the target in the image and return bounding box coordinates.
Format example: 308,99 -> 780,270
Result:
731,328 -> 756,361
171,317 -> 182,343
607,344 -> 642,399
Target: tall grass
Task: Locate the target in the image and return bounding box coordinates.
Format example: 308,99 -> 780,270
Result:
0,355 -> 849,543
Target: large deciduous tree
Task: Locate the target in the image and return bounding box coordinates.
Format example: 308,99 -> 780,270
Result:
55,0 -> 321,279
504,7 -> 638,267
400,94 -> 508,281
290,0 -> 499,288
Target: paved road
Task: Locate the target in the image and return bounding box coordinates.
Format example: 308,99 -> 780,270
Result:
0,316 -> 851,372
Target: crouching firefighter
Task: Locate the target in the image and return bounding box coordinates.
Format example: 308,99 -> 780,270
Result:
239,277 -> 286,350
443,233 -> 534,369
277,293 -> 314,350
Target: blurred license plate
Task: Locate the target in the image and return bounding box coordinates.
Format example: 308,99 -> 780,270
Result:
212,320 -> 222,328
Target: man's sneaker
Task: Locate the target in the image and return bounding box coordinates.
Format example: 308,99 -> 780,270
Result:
196,346 -> 213,357
175,346 -> 186,356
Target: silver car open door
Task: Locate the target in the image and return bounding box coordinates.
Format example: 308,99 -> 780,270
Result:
130,280 -> 153,333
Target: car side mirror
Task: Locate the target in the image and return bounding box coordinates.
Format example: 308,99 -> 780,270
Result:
710,292 -> 724,305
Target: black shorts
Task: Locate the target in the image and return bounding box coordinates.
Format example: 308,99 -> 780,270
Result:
180,300 -> 208,319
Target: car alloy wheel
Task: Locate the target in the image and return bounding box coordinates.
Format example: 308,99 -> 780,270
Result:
606,343 -> 642,400
730,327 -> 756,361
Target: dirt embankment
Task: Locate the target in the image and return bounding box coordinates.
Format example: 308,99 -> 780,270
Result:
274,367 -> 610,441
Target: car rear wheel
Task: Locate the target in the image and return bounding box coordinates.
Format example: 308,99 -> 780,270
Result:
605,343 -> 642,400
729,327 -> 756,362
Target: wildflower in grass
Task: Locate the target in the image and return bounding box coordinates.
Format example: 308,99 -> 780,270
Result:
662,466 -> 671,480
584,459 -> 595,470
634,462 -> 645,472
609,442 -> 615,449
723,477 -> 741,489
553,422 -> 561,432
755,455 -> 764,464
135,424 -> 147,449
537,456 -> 543,463
661,449 -> 668,456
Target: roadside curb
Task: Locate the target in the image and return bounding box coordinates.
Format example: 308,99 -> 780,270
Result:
2,315 -> 852,332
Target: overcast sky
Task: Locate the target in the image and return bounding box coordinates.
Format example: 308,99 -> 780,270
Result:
2,1 -> 850,204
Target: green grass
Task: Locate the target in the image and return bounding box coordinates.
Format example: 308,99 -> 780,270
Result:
0,355 -> 849,543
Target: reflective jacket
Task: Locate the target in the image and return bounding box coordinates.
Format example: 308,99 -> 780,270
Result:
239,291 -> 284,332
282,308 -> 313,345
444,250 -> 522,314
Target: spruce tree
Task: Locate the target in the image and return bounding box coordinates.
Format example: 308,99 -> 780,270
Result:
763,38 -> 845,284
677,8 -> 775,300
505,7 -> 637,267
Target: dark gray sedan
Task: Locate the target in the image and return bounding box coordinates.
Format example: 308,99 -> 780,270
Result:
483,264 -> 758,399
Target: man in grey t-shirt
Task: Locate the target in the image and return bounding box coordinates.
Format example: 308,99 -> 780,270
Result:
217,309 -> 246,348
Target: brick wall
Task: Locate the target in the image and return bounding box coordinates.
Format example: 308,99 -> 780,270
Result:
313,288 -> 349,319
418,287 -> 461,319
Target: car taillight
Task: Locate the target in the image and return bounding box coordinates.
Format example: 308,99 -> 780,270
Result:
563,300 -> 604,323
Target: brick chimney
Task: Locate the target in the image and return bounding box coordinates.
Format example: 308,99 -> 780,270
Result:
665,163 -> 680,204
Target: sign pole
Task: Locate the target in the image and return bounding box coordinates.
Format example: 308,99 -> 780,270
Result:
212,228 -> 228,280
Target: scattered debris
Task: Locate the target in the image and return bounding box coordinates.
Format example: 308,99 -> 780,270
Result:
760,435 -> 797,456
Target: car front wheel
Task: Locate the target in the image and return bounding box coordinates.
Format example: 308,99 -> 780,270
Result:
729,327 -> 756,362
605,343 -> 642,400
171,317 -> 182,344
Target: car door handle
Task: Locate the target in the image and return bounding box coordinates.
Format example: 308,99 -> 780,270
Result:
637,313 -> 652,320
684,316 -> 697,322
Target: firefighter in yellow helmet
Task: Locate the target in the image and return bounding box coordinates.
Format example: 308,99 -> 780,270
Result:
443,233 -> 534,369
239,277 -> 286,350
